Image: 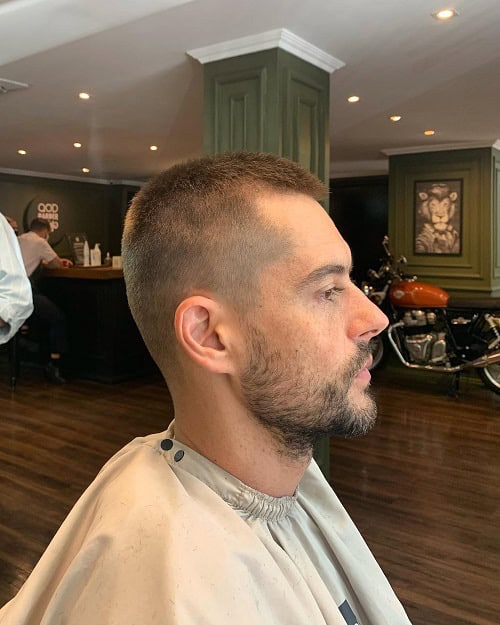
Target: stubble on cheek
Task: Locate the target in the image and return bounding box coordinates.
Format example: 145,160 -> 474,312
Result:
240,326 -> 377,459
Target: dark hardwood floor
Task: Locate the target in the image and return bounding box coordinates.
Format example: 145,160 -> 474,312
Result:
0,357 -> 498,624
330,363 -> 500,625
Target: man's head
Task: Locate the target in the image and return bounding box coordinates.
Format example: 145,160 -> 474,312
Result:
122,152 -> 325,373
123,152 -> 387,456
29,218 -> 51,239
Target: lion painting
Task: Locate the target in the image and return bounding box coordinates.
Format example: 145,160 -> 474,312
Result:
414,181 -> 462,255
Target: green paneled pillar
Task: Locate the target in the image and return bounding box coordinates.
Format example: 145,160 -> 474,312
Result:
188,30 -> 345,480
188,28 -> 344,212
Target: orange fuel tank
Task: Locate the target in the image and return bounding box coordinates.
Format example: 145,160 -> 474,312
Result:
389,280 -> 449,308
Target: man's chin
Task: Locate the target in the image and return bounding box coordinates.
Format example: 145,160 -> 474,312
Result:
345,388 -> 377,431
358,391 -> 376,411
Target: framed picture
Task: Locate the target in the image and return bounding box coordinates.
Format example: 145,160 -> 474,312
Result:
414,179 -> 462,255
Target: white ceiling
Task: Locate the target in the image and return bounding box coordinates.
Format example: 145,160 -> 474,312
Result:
1,0 -> 499,183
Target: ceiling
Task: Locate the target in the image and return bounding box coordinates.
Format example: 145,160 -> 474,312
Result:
1,0 -> 499,184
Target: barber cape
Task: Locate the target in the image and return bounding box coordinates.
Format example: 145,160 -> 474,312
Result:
0,213 -> 33,343
0,422 -> 412,625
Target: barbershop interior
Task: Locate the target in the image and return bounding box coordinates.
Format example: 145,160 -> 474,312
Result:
0,1 -> 499,624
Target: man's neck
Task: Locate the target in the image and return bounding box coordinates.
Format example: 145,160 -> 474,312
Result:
172,390 -> 311,498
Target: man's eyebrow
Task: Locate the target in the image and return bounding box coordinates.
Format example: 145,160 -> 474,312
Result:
297,263 -> 353,290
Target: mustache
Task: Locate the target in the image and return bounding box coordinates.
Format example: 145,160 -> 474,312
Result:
344,342 -> 373,383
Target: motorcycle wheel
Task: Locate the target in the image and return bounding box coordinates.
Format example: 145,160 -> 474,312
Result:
369,334 -> 386,371
477,364 -> 500,394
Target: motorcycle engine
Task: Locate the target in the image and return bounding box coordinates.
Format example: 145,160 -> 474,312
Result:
401,310 -> 448,364
480,313 -> 500,350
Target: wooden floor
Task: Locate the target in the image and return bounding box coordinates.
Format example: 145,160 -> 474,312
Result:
0,357 -> 498,625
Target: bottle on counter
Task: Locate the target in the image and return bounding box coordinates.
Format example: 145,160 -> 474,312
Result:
104,252 -> 112,267
90,243 -> 102,266
83,240 -> 90,267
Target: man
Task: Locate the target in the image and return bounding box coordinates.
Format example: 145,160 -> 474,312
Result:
18,218 -> 73,383
0,153 -> 411,625
0,213 -> 33,344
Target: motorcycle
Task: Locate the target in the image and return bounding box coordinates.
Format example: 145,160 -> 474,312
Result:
363,236 -> 500,394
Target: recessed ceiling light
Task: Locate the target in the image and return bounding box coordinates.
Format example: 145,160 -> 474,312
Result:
149,145 -> 158,151
432,8 -> 458,20
389,115 -> 402,122
424,130 -> 436,136
17,149 -> 27,155
347,95 -> 360,103
73,142 -> 82,148
79,92 -> 91,100
82,167 -> 90,173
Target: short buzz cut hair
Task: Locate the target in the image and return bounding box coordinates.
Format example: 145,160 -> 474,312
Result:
122,152 -> 326,375
30,218 -> 51,233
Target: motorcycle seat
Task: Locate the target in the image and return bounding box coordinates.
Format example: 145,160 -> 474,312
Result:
448,296 -> 500,311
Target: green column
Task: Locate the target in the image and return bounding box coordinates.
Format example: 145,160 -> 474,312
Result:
202,48 -> 331,205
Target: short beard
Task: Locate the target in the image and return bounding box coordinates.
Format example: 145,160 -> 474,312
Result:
240,327 -> 377,460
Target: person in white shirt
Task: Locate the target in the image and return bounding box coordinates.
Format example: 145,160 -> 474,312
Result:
18,218 -> 73,383
0,213 -> 33,344
0,153 -> 412,625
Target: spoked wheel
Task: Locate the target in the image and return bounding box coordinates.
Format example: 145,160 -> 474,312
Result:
477,364 -> 500,394
369,334 -> 386,371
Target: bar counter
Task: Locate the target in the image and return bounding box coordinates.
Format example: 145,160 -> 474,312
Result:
44,266 -> 124,280
42,266 -> 158,383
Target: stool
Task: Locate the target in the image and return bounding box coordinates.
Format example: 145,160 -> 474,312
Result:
7,331 -> 20,390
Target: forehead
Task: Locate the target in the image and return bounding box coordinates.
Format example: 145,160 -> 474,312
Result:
255,191 -> 351,275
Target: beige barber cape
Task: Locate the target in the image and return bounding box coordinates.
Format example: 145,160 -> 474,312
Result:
0,422 -> 412,625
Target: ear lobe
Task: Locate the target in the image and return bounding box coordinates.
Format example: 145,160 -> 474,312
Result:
175,296 -> 233,374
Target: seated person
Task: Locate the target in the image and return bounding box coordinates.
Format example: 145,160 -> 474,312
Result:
18,218 -> 73,383
0,213 -> 33,344
5,215 -> 19,235
0,154 -> 411,625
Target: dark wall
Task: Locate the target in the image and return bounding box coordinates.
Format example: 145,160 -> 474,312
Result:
0,172 -> 139,258
329,176 -> 388,284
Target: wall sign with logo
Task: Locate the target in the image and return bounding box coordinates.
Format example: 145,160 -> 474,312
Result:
23,196 -> 64,246
37,202 -> 60,232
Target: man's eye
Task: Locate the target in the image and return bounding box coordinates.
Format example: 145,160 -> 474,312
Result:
323,287 -> 345,301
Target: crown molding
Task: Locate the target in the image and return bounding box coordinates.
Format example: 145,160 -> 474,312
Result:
382,140 -> 500,156
330,159 -> 389,178
0,167 -> 143,186
187,28 -> 345,74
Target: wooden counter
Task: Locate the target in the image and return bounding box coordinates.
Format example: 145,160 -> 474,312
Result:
44,266 -> 124,280
41,266 -> 158,383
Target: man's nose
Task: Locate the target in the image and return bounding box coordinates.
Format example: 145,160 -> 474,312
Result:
348,286 -> 389,341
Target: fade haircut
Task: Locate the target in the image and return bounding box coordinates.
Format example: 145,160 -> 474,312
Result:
122,152 -> 326,374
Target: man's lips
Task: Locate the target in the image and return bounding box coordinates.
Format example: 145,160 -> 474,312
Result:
354,356 -> 372,382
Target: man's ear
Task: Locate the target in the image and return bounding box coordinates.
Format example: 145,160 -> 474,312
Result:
174,296 -> 236,374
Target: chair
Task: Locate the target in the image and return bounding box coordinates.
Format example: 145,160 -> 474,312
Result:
5,324 -> 39,390
6,331 -> 20,390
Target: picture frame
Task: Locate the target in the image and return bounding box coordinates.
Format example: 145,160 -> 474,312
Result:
65,232 -> 88,265
413,179 -> 463,256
